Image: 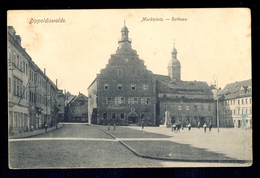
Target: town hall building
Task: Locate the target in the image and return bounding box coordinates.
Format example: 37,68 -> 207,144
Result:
88,24 -> 156,126
88,24 -> 216,127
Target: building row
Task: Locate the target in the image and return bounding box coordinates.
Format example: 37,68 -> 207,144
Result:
87,24 -> 252,129
64,92 -> 88,122
8,26 -> 65,135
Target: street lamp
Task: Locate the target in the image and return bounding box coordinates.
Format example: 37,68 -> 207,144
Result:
217,94 -> 219,133
214,75 -> 220,133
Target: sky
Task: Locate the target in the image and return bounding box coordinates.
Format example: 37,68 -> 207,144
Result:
7,9 -> 251,96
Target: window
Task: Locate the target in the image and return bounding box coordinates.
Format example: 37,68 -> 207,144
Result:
118,69 -> 122,77
104,84 -> 109,90
249,98 -> 252,104
208,105 -> 211,111
103,113 -> 107,119
25,64 -> 27,75
115,97 -> 125,104
112,70 -> 117,76
186,106 -> 189,110
136,70 -> 140,77
8,78 -> 11,93
141,97 -> 151,105
80,102 -> 84,105
17,55 -> 20,67
234,110 -> 236,115
106,97 -> 112,104
118,84 -> 122,90
120,113 -> 125,120
238,99 -> 240,105
242,99 -> 244,105
201,105 -> 204,111
194,105 -> 197,111
245,99 -> 248,104
140,113 -> 145,119
133,97 -> 138,104
238,109 -> 240,115
246,109 -> 247,114
128,97 -> 138,104
178,105 -> 182,110
233,100 -> 236,105
250,109 -> 252,114
23,61 -> 25,73
131,84 -> 136,91
131,70 -> 135,77
112,113 -> 116,119
143,84 -> 149,91
8,48 -> 11,62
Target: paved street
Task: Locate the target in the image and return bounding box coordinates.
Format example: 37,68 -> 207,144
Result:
9,123 -> 251,169
9,124 -> 163,169
126,126 -> 252,161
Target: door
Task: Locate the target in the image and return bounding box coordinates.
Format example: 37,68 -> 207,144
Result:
127,112 -> 138,125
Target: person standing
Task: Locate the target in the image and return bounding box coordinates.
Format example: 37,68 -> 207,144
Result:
44,122 -> 48,133
141,120 -> 144,129
113,122 -> 116,130
187,123 -> 191,132
203,123 -> 207,133
208,123 -> 212,133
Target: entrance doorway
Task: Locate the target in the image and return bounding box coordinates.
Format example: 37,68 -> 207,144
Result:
127,112 -> 138,125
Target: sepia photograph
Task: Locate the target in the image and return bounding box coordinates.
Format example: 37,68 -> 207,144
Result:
7,9 -> 252,169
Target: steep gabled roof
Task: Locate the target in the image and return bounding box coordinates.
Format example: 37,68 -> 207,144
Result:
217,79 -> 251,99
153,74 -> 213,95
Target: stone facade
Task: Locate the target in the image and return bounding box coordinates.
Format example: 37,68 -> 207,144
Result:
153,44 -> 216,128
217,79 -> 252,128
154,75 -> 216,128
88,25 -> 156,126
8,26 -> 62,135
65,93 -> 88,122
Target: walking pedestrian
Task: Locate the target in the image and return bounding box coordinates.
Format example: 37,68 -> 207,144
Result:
141,120 -> 144,129
203,123 -> 207,133
187,123 -> 191,132
44,122 -> 48,133
208,123 -> 212,133
198,122 -> 200,129
171,123 -> 176,132
113,122 -> 116,130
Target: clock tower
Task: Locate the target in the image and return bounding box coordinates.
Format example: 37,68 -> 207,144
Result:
167,43 -> 181,80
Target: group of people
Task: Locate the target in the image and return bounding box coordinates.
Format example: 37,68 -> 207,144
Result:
171,122 -> 212,133
202,122 -> 212,133
171,122 -> 182,132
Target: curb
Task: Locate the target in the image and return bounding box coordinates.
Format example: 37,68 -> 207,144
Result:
99,129 -> 117,139
9,124 -> 64,139
118,140 -> 251,164
99,129 -> 251,164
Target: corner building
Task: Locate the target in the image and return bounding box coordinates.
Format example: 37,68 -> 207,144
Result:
88,25 -> 156,126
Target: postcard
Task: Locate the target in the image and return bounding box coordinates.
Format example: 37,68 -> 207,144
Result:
8,9 -> 251,169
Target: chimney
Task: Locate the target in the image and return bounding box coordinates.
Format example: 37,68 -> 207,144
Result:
56,79 -> 58,87
44,68 -> 46,75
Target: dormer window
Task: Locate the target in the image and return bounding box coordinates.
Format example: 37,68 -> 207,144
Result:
131,84 -> 136,91
117,69 -> 122,77
118,84 -> 122,90
104,84 -> 109,90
